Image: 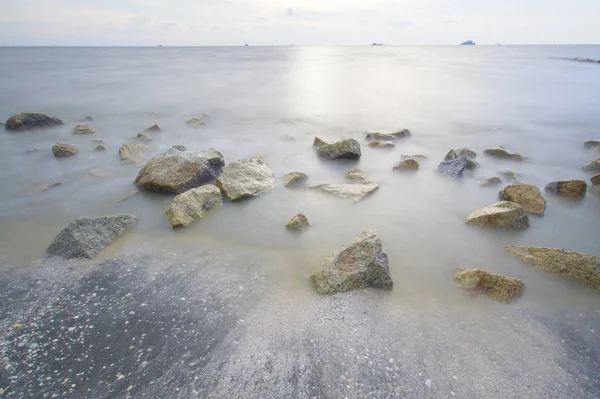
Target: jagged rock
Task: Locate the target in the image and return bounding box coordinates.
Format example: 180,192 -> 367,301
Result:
591,173 -> 600,186
136,132 -> 152,141
367,141 -> 394,148
216,156 -> 275,200
317,139 -> 361,160
39,182 -> 62,192
135,147 -> 225,194
545,180 -> 587,197
5,113 -> 63,131
73,124 -> 95,134
444,148 -> 477,161
453,269 -> 523,302
504,245 -> 600,291
484,146 -> 525,160
308,182 -> 378,202
499,184 -> 546,215
346,169 -> 367,180
165,185 -> 223,228
52,143 -> 78,158
393,159 -> 419,171
583,158 -> 600,172
285,213 -> 310,231
47,215 -> 137,259
282,172 -> 308,187
119,142 -> 150,164
95,145 -> 108,151
436,157 -> 469,178
401,154 -> 427,161
144,124 -> 161,133
481,177 -> 502,187
310,229 -> 393,295
313,136 -> 334,148
583,140 -> 600,150
465,201 -> 529,228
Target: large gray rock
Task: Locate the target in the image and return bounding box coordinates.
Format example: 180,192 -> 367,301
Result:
308,182 -> 378,202
216,156 -> 275,200
165,185 -> 223,228
317,139 -> 361,160
135,147 -> 224,194
47,215 -> 138,259
436,157 -> 469,178
5,113 -> 63,131
465,201 -> 529,228
310,229 -> 393,295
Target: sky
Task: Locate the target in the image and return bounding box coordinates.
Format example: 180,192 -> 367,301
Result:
1,0 -> 599,46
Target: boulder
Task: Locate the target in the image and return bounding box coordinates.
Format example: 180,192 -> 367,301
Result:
591,173 -> 600,186
52,143 -> 78,158
365,132 -> 395,141
465,201 -> 529,228
285,213 -> 310,231
583,158 -> 600,172
95,145 -> 108,151
317,139 -> 361,160
499,184 -> 546,215
39,182 -> 62,192
444,148 -> 477,161
401,154 -> 427,161
504,245 -> 600,291
216,156 -> 275,200
47,215 -> 137,259
481,177 -> 502,187
367,141 -> 395,148
144,124 -> 161,133
308,182 -> 378,202
313,136 -> 334,148
436,157 -> 469,178
119,142 -> 150,164
135,147 -> 225,194
393,159 -> 419,171
583,140 -> 600,149
545,180 -> 587,197
5,113 -> 63,131
282,172 -> 308,187
136,132 -> 153,141
453,269 -> 523,302
310,229 -> 393,295
483,146 -> 525,160
346,168 -> 367,180
165,185 -> 223,228
73,124 -> 95,134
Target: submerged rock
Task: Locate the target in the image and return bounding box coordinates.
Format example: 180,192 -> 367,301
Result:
317,138 -> 361,160
504,245 -> 600,291
39,182 -> 62,192
591,173 -> 600,186
86,168 -> 110,178
144,124 -> 162,133
186,115 -> 208,128
367,141 -> 395,148
135,147 -> 225,194
81,115 -> 93,122
484,146 -> 525,160
465,201 -> 529,228
311,229 -> 392,295
501,171 -> 522,182
165,185 -> 223,228
285,213 -> 310,231
5,113 -> 63,131
52,143 -> 78,158
545,180 -> 587,197
346,168 -> 367,180
136,132 -> 152,141
73,124 -> 95,134
583,158 -> 600,172
119,142 -> 150,164
401,154 -> 427,161
95,145 -> 108,151
453,269 -> 523,302
308,182 -> 378,202
390,129 -> 411,138
481,177 -> 502,187
216,156 -> 275,200
436,157 -> 469,178
47,215 -> 138,259
583,140 -> 600,150
171,145 -> 187,151
499,184 -> 546,215
313,136 -> 334,148
393,159 -> 419,171
365,132 -> 395,141
282,172 -> 308,187
444,148 -> 477,161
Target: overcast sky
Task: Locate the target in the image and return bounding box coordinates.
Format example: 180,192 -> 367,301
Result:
1,0 -> 599,46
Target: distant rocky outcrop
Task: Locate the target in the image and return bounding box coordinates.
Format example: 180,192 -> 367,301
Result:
216,156 -> 275,200
465,201 -> 529,228
454,269 -> 523,302
436,157 -> 469,178
282,172 -> 308,187
499,184 -> 546,215
285,213 -> 310,231
308,182 -> 378,202
545,180 -> 587,197
165,185 -> 223,228
52,143 -> 78,158
5,113 -> 63,131
317,139 -> 361,160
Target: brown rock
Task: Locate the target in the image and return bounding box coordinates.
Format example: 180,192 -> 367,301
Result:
591,173 -> 600,186
480,177 -> 502,187
393,159 -> 419,171
119,142 -> 150,164
285,213 -> 310,231
545,180 -> 587,197
144,124 -> 162,133
52,143 -> 78,158
368,141 -> 395,148
499,184 -> 546,215
453,269 -> 524,302
73,124 -> 95,134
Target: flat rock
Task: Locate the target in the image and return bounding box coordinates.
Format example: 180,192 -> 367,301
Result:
444,148 -> 477,161
504,245 -> 600,291
5,113 -> 63,131
453,269 -> 523,302
308,182 -> 378,202
135,147 -> 225,194
346,168 -> 367,180
310,229 -> 393,295
481,177 -> 502,187
165,185 -> 223,228
465,201 -> 529,228
545,180 -> 587,197
313,136 -> 334,148
367,141 -> 394,148
73,124 -> 95,134
436,157 -> 469,178
52,143 -> 78,158
499,184 -> 546,215
484,146 -> 525,160
393,159 -> 419,171
591,173 -> 600,186
285,213 -> 310,231
47,215 -> 138,259
317,139 -> 361,160
119,142 -> 150,164
216,156 -> 275,200
365,132 -> 395,141
583,158 -> 600,172
282,172 -> 308,187
136,132 -> 152,141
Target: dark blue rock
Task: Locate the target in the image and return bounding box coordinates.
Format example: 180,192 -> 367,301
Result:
461,40 -> 475,45
437,157 -> 470,178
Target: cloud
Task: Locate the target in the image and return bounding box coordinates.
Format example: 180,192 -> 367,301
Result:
388,20 -> 411,28
285,8 -> 298,17
440,19 -> 458,24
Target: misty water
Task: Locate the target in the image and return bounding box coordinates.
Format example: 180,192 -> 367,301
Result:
1,46 -> 600,398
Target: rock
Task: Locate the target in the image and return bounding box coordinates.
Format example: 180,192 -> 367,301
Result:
390,129 -> 411,138
186,116 -> 207,128
481,177 -> 502,187
5,113 -> 63,131
92,138 -> 103,143
461,40 -> 476,45
501,171 -> 522,182
165,185 -> 223,228
73,124 -> 95,134
313,136 -> 334,148
117,191 -> 140,203
136,132 -> 152,141
365,132 -> 395,141
401,154 -> 427,161
436,157 -> 469,178
282,172 -> 308,187
39,182 -> 62,192
583,158 -> 600,172
144,124 -> 161,133
444,148 -> 477,161
216,156 -> 275,200
47,215 -> 137,260
81,116 -> 93,121
95,145 -> 108,151
483,146 -> 525,160
591,174 -> 600,186
86,169 -> 110,178
583,140 -> 600,149
172,145 -> 187,151
308,182 -> 378,202
545,180 -> 587,197
504,245 -> 600,291
367,141 -> 395,148
119,142 -> 150,164
310,229 -> 393,295
453,269 -> 523,302
0,122 -> 5,127
499,184 -> 546,215
52,143 -> 78,158
346,169 -> 367,180
317,139 -> 361,160
465,201 -> 529,228
285,213 -> 310,231
135,147 -> 225,194
393,159 -> 419,171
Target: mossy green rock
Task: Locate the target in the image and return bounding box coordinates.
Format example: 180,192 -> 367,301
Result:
454,269 -> 524,302
317,138 -> 361,160
165,185 -> 223,228
591,173 -> 600,186
484,146 -> 525,160
5,113 -> 63,131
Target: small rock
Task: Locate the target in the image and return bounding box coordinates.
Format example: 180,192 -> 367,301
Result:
119,142 -> 150,164
86,169 -> 110,178
117,191 -> 140,203
308,182 -> 378,202
165,185 -> 223,228
444,148 -> 477,161
480,177 -> 502,187
313,136 -> 334,148
73,124 -> 95,134
545,180 -> 587,197
591,173 -> 600,186
483,146 -> 525,160
81,115 -> 93,121
186,115 -> 209,128
136,132 -> 153,141
465,201 -> 529,228
365,132 -> 395,141
367,141 -> 395,148
499,184 -> 546,215
583,158 -> 600,172
95,145 -> 108,151
285,213 -> 310,231
453,269 -> 524,302
92,138 -> 103,143
317,138 -> 361,160
172,145 -> 187,151
501,171 -> 522,182
390,129 -> 411,138
39,182 -> 62,192
5,112 -> 63,131
282,172 -> 308,187
216,156 -> 275,200
393,159 -> 419,171
144,124 -> 162,133
346,169 -> 367,180
52,143 -> 78,158
436,157 -> 469,178
400,154 -> 427,161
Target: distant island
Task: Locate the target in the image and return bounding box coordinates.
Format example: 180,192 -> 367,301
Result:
461,40 -> 476,45
371,43 -> 383,46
